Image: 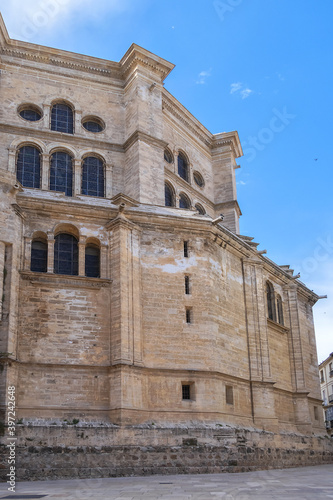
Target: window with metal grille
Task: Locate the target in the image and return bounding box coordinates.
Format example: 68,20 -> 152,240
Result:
179,192 -> 190,209
16,146 -> 41,188
54,233 -> 78,276
185,275 -> 190,295
266,281 -> 276,321
51,103 -> 74,134
276,294 -> 284,325
226,385 -> 234,405
83,120 -> 103,133
186,307 -> 191,324
165,182 -> 175,207
50,151 -> 73,196
178,152 -> 189,182
20,108 -> 42,121
85,245 -> 100,278
184,241 -> 189,258
182,384 -> 191,400
81,156 -> 105,197
31,240 -> 47,273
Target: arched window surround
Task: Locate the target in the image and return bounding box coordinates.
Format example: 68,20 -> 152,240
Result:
16,144 -> 42,189
50,100 -> 74,134
81,154 -> 105,198
266,281 -> 276,322
179,192 -> 191,209
50,150 -> 74,197
165,181 -> 176,207
177,151 -> 190,183
30,232 -> 48,273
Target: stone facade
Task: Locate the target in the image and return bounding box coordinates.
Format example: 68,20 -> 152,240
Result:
0,13 -> 331,480
319,352 -> 333,436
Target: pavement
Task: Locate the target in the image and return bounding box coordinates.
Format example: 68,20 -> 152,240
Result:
0,465 -> 332,499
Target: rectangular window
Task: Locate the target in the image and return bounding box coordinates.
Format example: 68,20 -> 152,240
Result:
185,275 -> 190,295
182,384 -> 191,400
320,370 -> 324,383
186,307 -> 192,324
314,406 -> 319,421
184,241 -> 189,258
226,385 -> 234,405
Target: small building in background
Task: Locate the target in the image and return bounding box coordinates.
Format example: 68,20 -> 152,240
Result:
319,352 -> 333,436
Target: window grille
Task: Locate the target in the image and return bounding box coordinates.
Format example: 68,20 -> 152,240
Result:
266,281 -> 276,321
193,171 -> 204,187
54,233 -> 78,276
184,241 -> 189,258
50,151 -> 73,197
20,108 -> 42,121
182,384 -> 191,400
165,183 -> 175,207
178,153 -> 189,182
31,240 -> 47,273
81,156 -> 105,198
83,120 -> 103,133
185,275 -> 190,295
51,103 -> 74,134
179,193 -> 190,209
16,146 -> 41,188
85,245 -> 100,278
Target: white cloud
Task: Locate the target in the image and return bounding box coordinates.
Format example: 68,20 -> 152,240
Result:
240,88 -> 253,99
196,69 -> 212,85
1,0 -> 134,41
230,82 -> 242,94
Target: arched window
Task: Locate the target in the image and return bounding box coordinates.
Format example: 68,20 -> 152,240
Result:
50,151 -> 73,197
81,156 -> 105,198
16,146 -> 41,188
54,233 -> 78,276
179,192 -> 191,209
276,294 -> 284,325
51,102 -> 74,134
31,240 -> 47,273
266,281 -> 276,321
178,152 -> 189,182
164,148 -> 173,164
195,203 -> 205,215
85,244 -> 100,278
165,182 -> 175,207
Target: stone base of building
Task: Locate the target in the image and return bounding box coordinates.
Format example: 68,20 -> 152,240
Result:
1,424 -> 333,481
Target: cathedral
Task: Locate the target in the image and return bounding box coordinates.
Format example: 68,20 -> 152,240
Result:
0,14 -> 332,479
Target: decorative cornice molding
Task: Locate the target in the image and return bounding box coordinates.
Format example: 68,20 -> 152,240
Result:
20,270 -> 112,289
123,130 -> 168,152
120,44 -> 175,83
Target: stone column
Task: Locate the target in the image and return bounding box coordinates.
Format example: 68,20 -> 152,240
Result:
100,244 -> 108,279
242,257 -> 278,431
285,283 -> 312,432
8,148 -> 16,174
105,164 -> 113,199
74,159 -> 81,196
47,233 -> 55,273
106,215 -> 143,366
43,104 -> 50,129
74,109 -> 82,135
23,237 -> 32,271
78,237 -> 86,277
41,154 -> 50,191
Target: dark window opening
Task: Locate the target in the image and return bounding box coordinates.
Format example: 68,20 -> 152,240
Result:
182,384 -> 191,400
266,281 -> 276,321
185,275 -> 190,295
195,203 -> 205,215
85,245 -> 100,278
16,146 -> 41,188
226,386 -> 234,405
184,241 -> 189,258
178,153 -> 189,182
165,183 -> 175,207
164,149 -> 173,163
179,193 -> 190,209
83,120 -> 103,133
81,156 -> 105,198
54,233 -> 78,276
193,171 -> 204,187
50,151 -> 73,197
20,108 -> 42,122
51,103 -> 74,134
186,308 -> 192,324
31,240 -> 47,273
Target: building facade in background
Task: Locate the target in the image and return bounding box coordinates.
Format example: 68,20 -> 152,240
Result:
319,352 -> 333,436
0,14 -> 331,478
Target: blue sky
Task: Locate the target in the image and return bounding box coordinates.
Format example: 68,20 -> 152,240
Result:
1,0 -> 332,362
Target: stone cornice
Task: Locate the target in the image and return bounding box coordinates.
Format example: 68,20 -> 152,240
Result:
162,90 -> 213,149
215,200 -> 242,217
120,44 -> 175,84
20,270 -> 112,289
124,130 -> 168,152
212,131 -> 243,159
